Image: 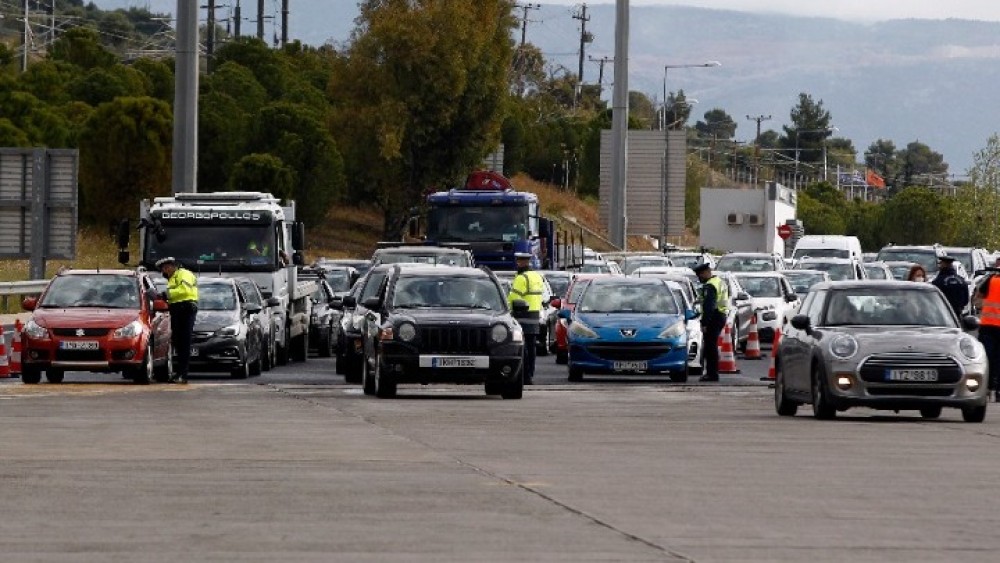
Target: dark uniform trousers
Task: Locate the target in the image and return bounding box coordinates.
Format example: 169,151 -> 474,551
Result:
516,312 -> 540,383
701,311 -> 726,379
169,300 -> 198,377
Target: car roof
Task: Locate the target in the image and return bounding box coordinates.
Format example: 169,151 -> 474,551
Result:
733,272 -> 785,278
56,269 -> 139,277
797,257 -> 857,264
721,252 -> 775,257
197,277 -> 237,285
393,265 -> 487,277
375,246 -> 468,255
783,269 -> 828,276
589,276 -> 667,285
810,280 -> 936,291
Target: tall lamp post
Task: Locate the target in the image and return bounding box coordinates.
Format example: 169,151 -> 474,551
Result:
660,61 -> 720,249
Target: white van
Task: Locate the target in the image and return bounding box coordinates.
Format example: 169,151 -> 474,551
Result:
791,235 -> 863,262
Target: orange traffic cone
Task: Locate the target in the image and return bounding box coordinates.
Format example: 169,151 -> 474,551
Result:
764,326 -> 782,381
718,320 -> 740,374
744,313 -> 762,360
0,325 -> 9,378
10,319 -> 22,376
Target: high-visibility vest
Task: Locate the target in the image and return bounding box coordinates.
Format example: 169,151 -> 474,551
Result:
167,267 -> 199,304
980,276 -> 1000,327
508,270 -> 545,313
704,276 -> 730,315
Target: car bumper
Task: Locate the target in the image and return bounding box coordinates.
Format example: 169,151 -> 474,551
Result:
22,336 -> 149,372
189,336 -> 246,370
569,342 -> 688,374
825,369 -> 989,409
380,342 -> 523,384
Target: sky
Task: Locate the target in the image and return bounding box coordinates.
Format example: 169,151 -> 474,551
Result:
543,0 -> 1000,23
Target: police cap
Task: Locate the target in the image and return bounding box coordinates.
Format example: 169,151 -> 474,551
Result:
155,257 -> 176,270
514,252 -> 532,259
692,262 -> 711,274
937,254 -> 957,263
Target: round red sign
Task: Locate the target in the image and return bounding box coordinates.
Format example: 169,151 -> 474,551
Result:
777,224 -> 793,240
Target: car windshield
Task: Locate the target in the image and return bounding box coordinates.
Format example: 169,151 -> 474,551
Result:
376,252 -> 470,267
876,249 -> 939,273
322,269 -> 353,292
392,275 -> 504,310
737,276 -> 783,298
567,280 -> 593,304
823,289 -> 955,326
800,262 -> 853,281
578,282 -> 679,314
577,263 -> 611,274
623,257 -> 671,274
947,251 -> 974,275
863,265 -> 889,280
542,274 -> 571,298
888,265 -> 915,280
793,248 -> 849,259
669,254 -> 705,268
784,272 -> 826,294
717,256 -> 775,272
198,284 -> 238,311
39,275 -> 140,309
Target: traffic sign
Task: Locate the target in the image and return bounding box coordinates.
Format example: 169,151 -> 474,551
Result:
777,224 -> 793,240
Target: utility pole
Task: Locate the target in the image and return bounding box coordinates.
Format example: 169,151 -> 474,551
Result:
206,0 -> 216,57
257,0 -> 264,40
281,0 -> 288,47
173,0 -> 199,193
746,114 -> 771,186
609,0 -> 629,250
589,55 -> 612,95
516,3 -> 540,48
21,0 -> 29,72
234,0 -> 241,37
573,4 -> 590,85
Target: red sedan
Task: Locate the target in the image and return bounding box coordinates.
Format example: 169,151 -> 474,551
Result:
553,274 -> 608,364
20,269 -> 173,384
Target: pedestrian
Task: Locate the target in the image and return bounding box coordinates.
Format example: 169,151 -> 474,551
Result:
693,262 -> 729,382
508,252 -> 544,385
976,268 -> 1000,401
931,254 -> 969,318
906,264 -> 927,282
156,257 -> 199,384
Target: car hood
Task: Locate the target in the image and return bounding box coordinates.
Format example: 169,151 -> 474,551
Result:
32,308 -> 139,328
821,325 -> 974,356
576,312 -> 685,340
194,310 -> 240,332
391,309 -> 508,327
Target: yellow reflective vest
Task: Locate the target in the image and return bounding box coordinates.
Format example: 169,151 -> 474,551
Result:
508,270 -> 545,313
167,267 -> 199,304
703,276 -> 730,315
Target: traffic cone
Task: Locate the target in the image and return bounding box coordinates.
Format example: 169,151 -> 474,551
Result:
718,320 -> 740,374
0,325 -> 9,378
763,326 -> 782,381
744,313 -> 763,360
10,319 -> 22,376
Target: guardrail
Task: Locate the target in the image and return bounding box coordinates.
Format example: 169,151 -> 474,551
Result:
0,280 -> 48,311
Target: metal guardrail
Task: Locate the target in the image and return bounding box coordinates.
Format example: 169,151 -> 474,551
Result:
0,280 -> 48,311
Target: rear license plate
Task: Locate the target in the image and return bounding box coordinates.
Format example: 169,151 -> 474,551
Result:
886,368 -> 938,382
614,360 -> 648,371
59,340 -> 99,351
419,356 -> 489,369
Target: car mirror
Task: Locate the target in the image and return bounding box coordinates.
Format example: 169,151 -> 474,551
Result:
22,297 -> 37,311
550,297 -> 562,309
685,308 -> 700,321
512,299 -> 529,315
330,295 -> 344,309
152,299 -> 169,312
246,304 -> 262,314
737,292 -> 750,301
266,297 -> 281,307
784,293 -> 799,303
790,314 -> 811,331
362,296 -> 381,310
962,315 -> 981,331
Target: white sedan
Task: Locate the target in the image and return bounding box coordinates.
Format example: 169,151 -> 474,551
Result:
734,272 -> 800,344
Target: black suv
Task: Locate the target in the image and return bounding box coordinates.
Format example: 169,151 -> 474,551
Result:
359,265 -> 525,399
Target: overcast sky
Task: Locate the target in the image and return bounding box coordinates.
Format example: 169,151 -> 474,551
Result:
543,0 -> 1000,23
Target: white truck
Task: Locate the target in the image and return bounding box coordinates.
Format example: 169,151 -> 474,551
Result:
117,192 -> 316,364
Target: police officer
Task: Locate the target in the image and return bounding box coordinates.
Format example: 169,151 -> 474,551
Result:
976,268 -> 1000,401
931,253 -> 969,318
693,262 -> 729,382
156,257 -> 199,384
508,252 -> 544,385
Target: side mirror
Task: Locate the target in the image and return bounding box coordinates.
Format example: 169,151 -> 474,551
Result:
737,292 -> 750,301
550,297 -> 562,309
962,315 -> 981,331
790,314 -> 811,331
152,299 -> 169,312
246,304 -> 262,314
330,295 -> 344,309
342,295 -> 357,309
22,297 -> 37,311
512,299 -> 529,315
685,308 -> 700,321
784,293 -> 799,303
362,296 -> 381,310
557,308 -> 572,321
266,297 -> 281,307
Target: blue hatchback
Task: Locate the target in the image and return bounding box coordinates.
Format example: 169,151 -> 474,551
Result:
561,277 -> 696,382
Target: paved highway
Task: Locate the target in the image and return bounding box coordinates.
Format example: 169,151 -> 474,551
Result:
2,349 -> 999,561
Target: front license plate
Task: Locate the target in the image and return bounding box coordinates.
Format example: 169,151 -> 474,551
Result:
614,360 -> 648,371
419,356 -> 489,369
59,340 -> 99,351
886,368 -> 938,382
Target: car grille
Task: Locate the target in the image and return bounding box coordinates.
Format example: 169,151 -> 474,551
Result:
858,353 -> 963,384
52,328 -> 109,337
418,326 -> 490,354
55,349 -> 104,362
587,343 -> 673,361
867,387 -> 954,397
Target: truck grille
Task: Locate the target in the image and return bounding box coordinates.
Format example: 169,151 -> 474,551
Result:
419,326 -> 490,354
586,343 -> 673,361
52,328 -> 109,337
859,353 -> 962,384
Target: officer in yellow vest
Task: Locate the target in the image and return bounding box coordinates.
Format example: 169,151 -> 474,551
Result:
693,262 -> 729,382
157,257 -> 199,384
508,252 -> 544,385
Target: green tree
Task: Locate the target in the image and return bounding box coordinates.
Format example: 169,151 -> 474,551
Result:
198,90 -> 251,190
881,186 -> 954,244
68,65 -> 148,106
779,93 -> 833,165
953,133 -> 1000,248
511,43 -> 546,95
228,153 -> 298,201
49,27 -> 117,69
629,91 -> 656,129
0,89 -> 72,146
130,57 -> 174,102
18,60 -> 83,105
797,182 -> 847,235
0,118 -> 31,146
663,89 -> 693,130
864,138 -> 898,184
78,96 -> 173,225
695,108 -> 737,140
894,141 -> 948,190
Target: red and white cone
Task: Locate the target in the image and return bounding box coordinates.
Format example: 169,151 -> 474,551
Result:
0,325 -> 9,378
10,319 -> 22,376
718,320 -> 740,374
764,326 -> 782,381
744,313 -> 762,360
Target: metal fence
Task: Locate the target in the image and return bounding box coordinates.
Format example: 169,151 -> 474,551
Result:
0,280 -> 47,311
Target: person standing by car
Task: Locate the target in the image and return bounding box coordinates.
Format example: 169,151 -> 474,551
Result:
931,254 -> 969,318
693,262 -> 729,382
157,257 -> 199,384
906,264 -> 928,282
976,268 -> 1000,401
508,252 -> 544,385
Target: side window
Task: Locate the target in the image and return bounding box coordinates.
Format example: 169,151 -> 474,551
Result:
798,292 -> 815,317
808,290 -> 827,325
361,272 -> 387,302
241,283 -> 262,306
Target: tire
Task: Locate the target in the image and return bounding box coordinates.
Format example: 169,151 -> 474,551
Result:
45,369 -> 65,384
21,366 -> 41,384
362,353 -> 376,395
811,364 -> 836,420
962,405 -> 987,423
249,347 -> 262,376
318,327 -> 333,358
344,354 -> 363,384
670,364 -> 689,383
231,353 -> 250,379
484,382 -> 503,396
919,406 -> 942,419
689,364 -> 703,376
774,361 -> 799,417
500,370 -> 523,400
153,344 -> 173,383
291,331 -> 309,362
568,365 -> 584,382
132,342 -> 154,385
335,349 -> 346,375
555,350 -> 568,365
261,334 -> 273,372
374,356 -> 396,398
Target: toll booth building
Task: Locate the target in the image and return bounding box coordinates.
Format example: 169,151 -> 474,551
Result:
699,182 -> 797,254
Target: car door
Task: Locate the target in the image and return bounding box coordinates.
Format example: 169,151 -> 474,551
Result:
141,275 -> 170,359
361,274 -> 391,363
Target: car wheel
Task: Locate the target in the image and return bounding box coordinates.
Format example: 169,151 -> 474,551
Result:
153,343 -> 173,383
670,364 -> 688,383
774,360 -> 798,417
555,350 -> 568,365
345,353 -> 363,384
568,365 -> 584,382
231,354 -> 250,379
261,335 -> 273,372
919,406 -> 942,419
962,405 -> 987,423
45,369 -> 65,384
21,366 -> 41,384
362,352 -> 376,395
811,364 -> 836,420
500,369 -> 523,400
318,327 -> 333,358
484,382 -> 503,395
249,346 -> 262,376
133,341 -> 154,385
374,355 -> 396,398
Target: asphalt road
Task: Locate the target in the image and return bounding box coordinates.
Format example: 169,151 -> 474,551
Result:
3,347 -> 1000,562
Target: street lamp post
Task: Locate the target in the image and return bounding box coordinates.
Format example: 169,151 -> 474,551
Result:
660,61 -> 720,249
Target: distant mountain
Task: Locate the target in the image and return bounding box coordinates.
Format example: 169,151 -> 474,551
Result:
93,1 -> 1000,173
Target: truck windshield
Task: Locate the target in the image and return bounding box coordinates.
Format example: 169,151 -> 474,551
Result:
145,226 -> 277,272
427,205 -> 529,242
792,248 -> 848,259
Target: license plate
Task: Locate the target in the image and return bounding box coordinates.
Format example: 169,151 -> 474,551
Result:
614,360 -> 648,371
886,368 -> 938,382
59,340 -> 99,351
419,356 -> 489,369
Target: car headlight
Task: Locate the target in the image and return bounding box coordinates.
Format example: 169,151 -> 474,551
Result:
658,321 -> 686,339
569,321 -> 599,339
830,334 -> 858,359
23,319 -> 47,339
397,322 -> 417,342
511,327 -> 524,343
216,324 -> 240,337
959,336 -> 982,360
113,319 -> 143,339
491,323 -> 509,343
